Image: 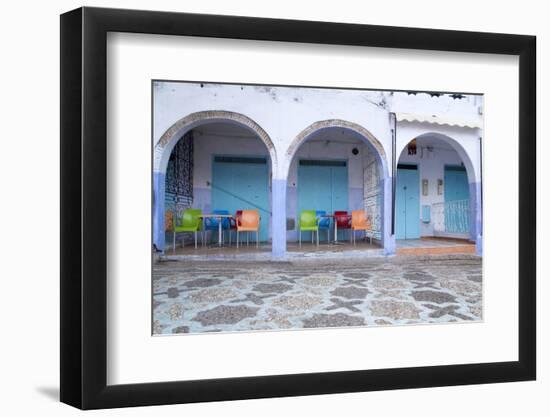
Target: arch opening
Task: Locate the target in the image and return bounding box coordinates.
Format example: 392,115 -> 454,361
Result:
395,133 -> 481,245
153,111 -> 277,252
284,120 -> 392,253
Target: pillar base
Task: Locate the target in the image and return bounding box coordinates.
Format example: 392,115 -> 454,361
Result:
271,178 -> 287,258
384,235 -> 396,256
475,234 -> 483,256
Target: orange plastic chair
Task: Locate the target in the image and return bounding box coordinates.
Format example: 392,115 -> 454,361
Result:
236,210 -> 260,248
351,210 -> 373,245
165,211 -> 174,233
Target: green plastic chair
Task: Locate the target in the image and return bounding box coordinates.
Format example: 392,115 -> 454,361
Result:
173,209 -> 203,250
298,210 -> 319,247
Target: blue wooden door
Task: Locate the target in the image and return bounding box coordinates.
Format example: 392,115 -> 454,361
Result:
444,166 -> 470,233
212,157 -> 270,241
298,161 -> 348,240
396,165 -> 420,239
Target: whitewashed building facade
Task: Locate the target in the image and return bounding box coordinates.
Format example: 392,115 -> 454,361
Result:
153,81 -> 483,258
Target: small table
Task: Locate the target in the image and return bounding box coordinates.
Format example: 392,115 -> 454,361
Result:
199,214 -> 233,247
320,213 -> 350,244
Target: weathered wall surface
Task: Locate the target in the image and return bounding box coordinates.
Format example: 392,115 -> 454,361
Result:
153,82 -> 392,179
363,147 -> 382,240
165,132 -> 194,220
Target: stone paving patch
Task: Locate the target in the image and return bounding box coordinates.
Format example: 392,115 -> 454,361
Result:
272,295 -> 322,310
302,276 -> 338,287
370,278 -> 408,289
439,278 -> 479,295
325,298 -> 363,313
411,290 -> 457,304
172,326 -> 189,334
182,278 -> 222,288
168,303 -> 184,320
370,300 -> 421,320
330,286 -> 370,299
167,287 -> 180,298
469,305 -> 482,318
303,313 -> 365,328
192,305 -> 259,326
231,293 -> 272,305
403,272 -> 435,281
467,274 -> 482,282
187,288 -> 237,303
252,283 -> 293,293
342,278 -> 368,287
342,272 -> 371,279
426,304 -> 460,318
153,320 -> 167,334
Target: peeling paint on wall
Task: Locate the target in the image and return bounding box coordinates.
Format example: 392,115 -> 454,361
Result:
165,131 -> 194,222
363,148 -> 382,239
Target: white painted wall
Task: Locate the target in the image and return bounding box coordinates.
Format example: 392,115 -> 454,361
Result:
286,133 -> 364,189
391,91 -> 483,119
153,82 -> 393,178
154,82 -> 483,185
396,121 -> 482,184
157,83 -> 484,244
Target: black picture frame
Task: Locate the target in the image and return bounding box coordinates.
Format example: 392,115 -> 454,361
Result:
60,6 -> 536,410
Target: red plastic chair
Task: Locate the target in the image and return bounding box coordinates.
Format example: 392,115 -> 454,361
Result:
334,210 -> 351,241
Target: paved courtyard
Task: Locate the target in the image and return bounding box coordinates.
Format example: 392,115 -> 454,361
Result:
153,255 -> 482,334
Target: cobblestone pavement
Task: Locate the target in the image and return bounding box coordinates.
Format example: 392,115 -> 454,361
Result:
152,255 -> 482,334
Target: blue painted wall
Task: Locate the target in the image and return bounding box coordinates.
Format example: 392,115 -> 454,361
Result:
297,162 -> 349,241
153,172 -> 166,251
211,157 -> 270,241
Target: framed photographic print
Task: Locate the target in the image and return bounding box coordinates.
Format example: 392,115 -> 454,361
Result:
60,6 -> 536,409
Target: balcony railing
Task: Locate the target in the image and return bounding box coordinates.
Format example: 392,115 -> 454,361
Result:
432,199 -> 470,234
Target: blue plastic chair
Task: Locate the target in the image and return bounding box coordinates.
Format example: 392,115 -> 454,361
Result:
204,209 -> 231,245
316,210 -> 331,244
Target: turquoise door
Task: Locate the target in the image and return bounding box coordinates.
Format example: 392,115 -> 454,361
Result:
396,165 -> 420,239
444,166 -> 470,233
212,156 -> 270,241
298,160 -> 348,240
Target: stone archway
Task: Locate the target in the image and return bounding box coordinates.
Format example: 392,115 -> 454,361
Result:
396,132 -> 481,249
153,111 -> 277,252
283,119 -> 394,255
154,110 -> 277,175
397,132 -> 477,184
285,119 -> 388,178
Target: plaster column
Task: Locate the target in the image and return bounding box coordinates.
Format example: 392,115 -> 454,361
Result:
153,171 -> 166,252
382,175 -> 396,255
469,181 -> 483,256
271,178 -> 287,259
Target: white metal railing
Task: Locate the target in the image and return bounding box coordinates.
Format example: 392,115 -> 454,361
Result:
432,199 -> 470,234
